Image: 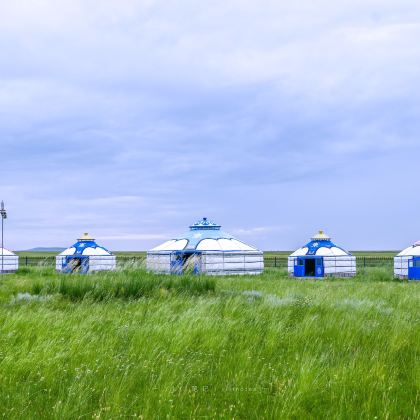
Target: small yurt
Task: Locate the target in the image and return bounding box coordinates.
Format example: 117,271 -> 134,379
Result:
56,233 -> 116,274
0,248 -> 19,273
288,231 -> 356,278
394,240 -> 420,280
147,217 -> 264,275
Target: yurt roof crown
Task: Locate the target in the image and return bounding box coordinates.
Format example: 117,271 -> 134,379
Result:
311,230 -> 331,241
189,217 -> 221,231
78,233 -> 95,241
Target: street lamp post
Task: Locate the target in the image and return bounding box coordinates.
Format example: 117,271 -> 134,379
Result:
0,201 -> 7,274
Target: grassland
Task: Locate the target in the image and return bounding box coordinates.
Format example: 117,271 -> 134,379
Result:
0,266 -> 418,419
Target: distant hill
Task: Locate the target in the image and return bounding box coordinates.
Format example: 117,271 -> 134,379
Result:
20,247 -> 66,252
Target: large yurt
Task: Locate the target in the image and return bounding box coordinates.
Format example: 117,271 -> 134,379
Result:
56,233 -> 116,274
288,231 -> 356,278
394,240 -> 420,280
147,217 -> 264,275
0,248 -> 19,273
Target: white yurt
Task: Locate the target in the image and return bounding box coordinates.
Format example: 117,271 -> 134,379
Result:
56,233 -> 116,274
147,217 -> 264,275
394,240 -> 420,280
0,248 -> 19,273
288,231 -> 356,278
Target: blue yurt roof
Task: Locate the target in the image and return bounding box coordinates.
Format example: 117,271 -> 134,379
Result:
59,233 -> 113,256
150,218 -> 259,252
290,231 -> 351,257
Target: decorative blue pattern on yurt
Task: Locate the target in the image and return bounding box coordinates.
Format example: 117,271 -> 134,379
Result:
69,239 -> 112,256
303,239 -> 349,256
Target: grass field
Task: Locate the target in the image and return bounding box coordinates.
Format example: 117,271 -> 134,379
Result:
0,267 -> 418,419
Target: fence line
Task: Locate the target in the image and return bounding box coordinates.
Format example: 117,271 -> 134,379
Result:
17,255 -> 395,269
265,256 -> 394,268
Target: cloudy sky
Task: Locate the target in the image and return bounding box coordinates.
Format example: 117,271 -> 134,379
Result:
1,0 -> 419,251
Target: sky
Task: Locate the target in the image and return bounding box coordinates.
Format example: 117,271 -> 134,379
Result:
0,0 -> 420,251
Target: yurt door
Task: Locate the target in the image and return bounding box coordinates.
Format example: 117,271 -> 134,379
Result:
304,258 -> 317,277
170,252 -> 184,274
408,257 -> 420,280
294,258 -> 305,277
63,256 -> 89,274
183,252 -> 201,274
314,258 -> 324,277
295,257 -> 324,277
170,252 -> 202,275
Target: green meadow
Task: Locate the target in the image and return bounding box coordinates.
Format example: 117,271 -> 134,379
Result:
0,266 -> 418,419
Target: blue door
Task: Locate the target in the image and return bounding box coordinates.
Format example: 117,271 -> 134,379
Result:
314,258 -> 324,278
294,257 -> 324,277
294,258 -> 305,277
63,256 -> 89,274
408,257 -> 420,280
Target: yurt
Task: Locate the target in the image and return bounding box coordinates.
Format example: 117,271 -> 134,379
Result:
147,217 -> 264,275
56,233 -> 116,274
288,231 -> 356,278
0,248 -> 19,273
394,240 -> 420,280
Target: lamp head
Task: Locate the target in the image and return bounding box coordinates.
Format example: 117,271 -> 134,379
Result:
0,201 -> 6,219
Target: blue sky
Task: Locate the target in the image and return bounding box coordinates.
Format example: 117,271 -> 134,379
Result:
1,0 -> 420,251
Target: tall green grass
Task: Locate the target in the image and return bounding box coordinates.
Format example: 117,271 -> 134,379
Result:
0,267 -> 418,419
29,269 -> 216,301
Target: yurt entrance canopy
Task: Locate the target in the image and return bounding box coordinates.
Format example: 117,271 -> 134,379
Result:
56,233 -> 116,274
288,231 -> 356,278
147,218 -> 264,275
394,240 -> 420,280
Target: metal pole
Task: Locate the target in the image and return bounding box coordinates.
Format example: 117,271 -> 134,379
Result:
0,201 -> 7,275
1,215 -> 3,274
